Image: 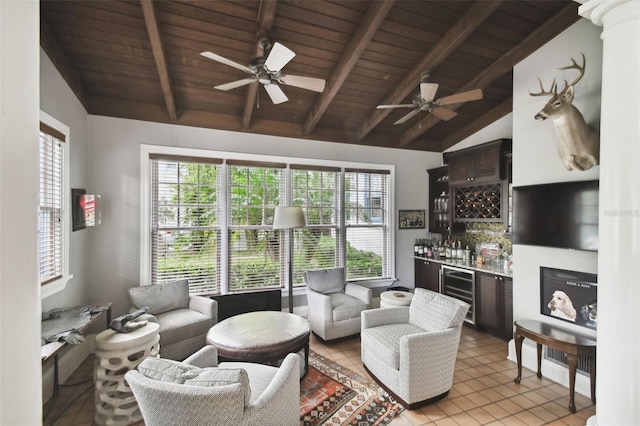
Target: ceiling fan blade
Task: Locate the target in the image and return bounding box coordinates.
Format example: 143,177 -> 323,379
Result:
420,83 -> 439,102
437,88 -> 483,106
263,83 -> 288,104
394,109 -> 420,125
279,74 -> 326,93
214,78 -> 257,91
200,51 -> 253,74
264,42 -> 296,72
431,106 -> 458,121
376,104 -> 415,109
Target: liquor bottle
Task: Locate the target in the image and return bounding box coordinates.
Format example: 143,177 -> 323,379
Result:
444,239 -> 451,258
418,240 -> 424,257
414,239 -> 419,257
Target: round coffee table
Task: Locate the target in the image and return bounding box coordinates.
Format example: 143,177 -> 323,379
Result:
206,311 -> 310,374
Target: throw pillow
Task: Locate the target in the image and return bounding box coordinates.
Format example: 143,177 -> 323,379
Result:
137,357 -> 251,407
137,357 -> 199,383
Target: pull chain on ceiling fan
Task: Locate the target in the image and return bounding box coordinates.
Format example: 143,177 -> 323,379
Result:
201,35 -> 326,105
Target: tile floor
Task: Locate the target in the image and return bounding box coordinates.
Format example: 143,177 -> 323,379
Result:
43,325 -> 595,426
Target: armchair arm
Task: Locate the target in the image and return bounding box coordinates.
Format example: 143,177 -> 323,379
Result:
306,288 -> 333,321
399,326 -> 463,398
183,345 -> 218,368
345,283 -> 372,305
361,306 -> 410,330
189,296 -> 218,323
243,353 -> 300,426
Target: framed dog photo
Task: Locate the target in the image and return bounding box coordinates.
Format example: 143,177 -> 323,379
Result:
399,209 -> 425,230
540,267 -> 598,330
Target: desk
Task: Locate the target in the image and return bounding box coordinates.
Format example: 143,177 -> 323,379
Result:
513,319 -> 596,413
41,303 -> 112,398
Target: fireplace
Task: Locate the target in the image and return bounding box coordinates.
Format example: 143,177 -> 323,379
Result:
540,267 -> 597,330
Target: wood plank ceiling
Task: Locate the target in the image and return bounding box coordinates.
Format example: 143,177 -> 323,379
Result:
40,0 -> 580,152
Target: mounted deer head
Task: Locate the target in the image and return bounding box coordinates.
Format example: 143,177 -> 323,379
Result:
530,53 -> 600,171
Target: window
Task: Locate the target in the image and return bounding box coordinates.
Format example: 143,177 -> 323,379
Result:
291,166 -> 342,287
344,169 -> 391,280
227,161 -> 284,292
142,146 -> 394,295
150,155 -> 221,295
39,112 -> 72,298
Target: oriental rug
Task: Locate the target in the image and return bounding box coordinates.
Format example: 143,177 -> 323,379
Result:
300,350 -> 404,426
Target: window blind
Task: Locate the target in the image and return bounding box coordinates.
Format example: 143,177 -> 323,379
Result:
39,128 -> 65,285
227,163 -> 284,292
344,170 -> 391,280
151,158 -> 220,294
291,168 -> 342,286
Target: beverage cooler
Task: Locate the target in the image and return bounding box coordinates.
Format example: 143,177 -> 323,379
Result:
441,265 -> 475,324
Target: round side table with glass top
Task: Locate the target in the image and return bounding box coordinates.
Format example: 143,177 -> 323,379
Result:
94,322 -> 160,426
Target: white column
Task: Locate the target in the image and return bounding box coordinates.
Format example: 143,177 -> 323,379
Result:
0,1 -> 42,425
579,1 -> 640,425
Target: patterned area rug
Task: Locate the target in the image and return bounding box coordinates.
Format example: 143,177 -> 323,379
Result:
300,350 -> 404,426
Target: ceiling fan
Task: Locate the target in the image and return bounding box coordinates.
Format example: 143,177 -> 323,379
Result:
376,79 -> 483,125
200,35 -> 326,105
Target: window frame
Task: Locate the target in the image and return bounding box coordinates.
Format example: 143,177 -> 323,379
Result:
140,145 -> 395,294
40,111 -> 73,299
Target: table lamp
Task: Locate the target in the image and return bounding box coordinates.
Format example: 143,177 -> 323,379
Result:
273,206 -> 306,313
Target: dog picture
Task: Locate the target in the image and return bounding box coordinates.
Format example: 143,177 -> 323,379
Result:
547,290 -> 577,322
580,300 -> 597,328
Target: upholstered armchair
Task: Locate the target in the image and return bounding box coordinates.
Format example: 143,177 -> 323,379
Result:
305,267 -> 372,341
125,345 -> 300,426
360,288 -> 469,408
128,280 -> 217,360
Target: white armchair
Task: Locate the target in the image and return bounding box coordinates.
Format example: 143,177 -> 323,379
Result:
125,345 -> 300,426
305,267 -> 372,341
128,280 -> 217,360
360,288 -> 469,408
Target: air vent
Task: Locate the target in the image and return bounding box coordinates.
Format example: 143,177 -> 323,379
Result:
545,347 -> 591,375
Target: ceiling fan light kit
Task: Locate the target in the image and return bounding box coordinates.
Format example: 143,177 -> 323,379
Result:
200,35 -> 326,105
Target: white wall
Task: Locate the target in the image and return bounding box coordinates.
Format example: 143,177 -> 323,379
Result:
40,48 -> 91,312
509,18 -> 602,395
85,116 -> 441,317
0,1 -> 42,424
445,113 -> 513,153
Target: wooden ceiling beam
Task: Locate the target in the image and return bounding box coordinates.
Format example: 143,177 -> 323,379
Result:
40,18 -> 91,111
398,2 -> 579,147
302,0 -> 394,136
242,0 -> 277,131
354,0 -> 504,142
141,0 -> 177,121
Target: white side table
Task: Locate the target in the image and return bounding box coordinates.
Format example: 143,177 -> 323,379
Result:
94,322 -> 160,426
380,290 -> 413,308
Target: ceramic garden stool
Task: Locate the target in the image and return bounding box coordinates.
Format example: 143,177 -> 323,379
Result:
380,290 -> 413,308
94,322 -> 160,426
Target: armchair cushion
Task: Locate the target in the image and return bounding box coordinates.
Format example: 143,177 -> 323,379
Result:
361,323 -> 424,370
305,267 -> 345,294
137,357 -> 251,407
330,293 -> 369,322
156,308 -> 212,346
129,280 -> 190,315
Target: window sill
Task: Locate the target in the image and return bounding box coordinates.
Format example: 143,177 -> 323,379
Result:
41,274 -> 73,299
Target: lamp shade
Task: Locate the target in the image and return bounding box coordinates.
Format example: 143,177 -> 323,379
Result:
273,206 -> 306,229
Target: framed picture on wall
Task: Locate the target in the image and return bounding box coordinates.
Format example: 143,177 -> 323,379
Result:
399,210 -> 425,229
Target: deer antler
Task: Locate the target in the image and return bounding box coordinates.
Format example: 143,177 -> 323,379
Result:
529,78 -> 557,97
555,52 -> 586,89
